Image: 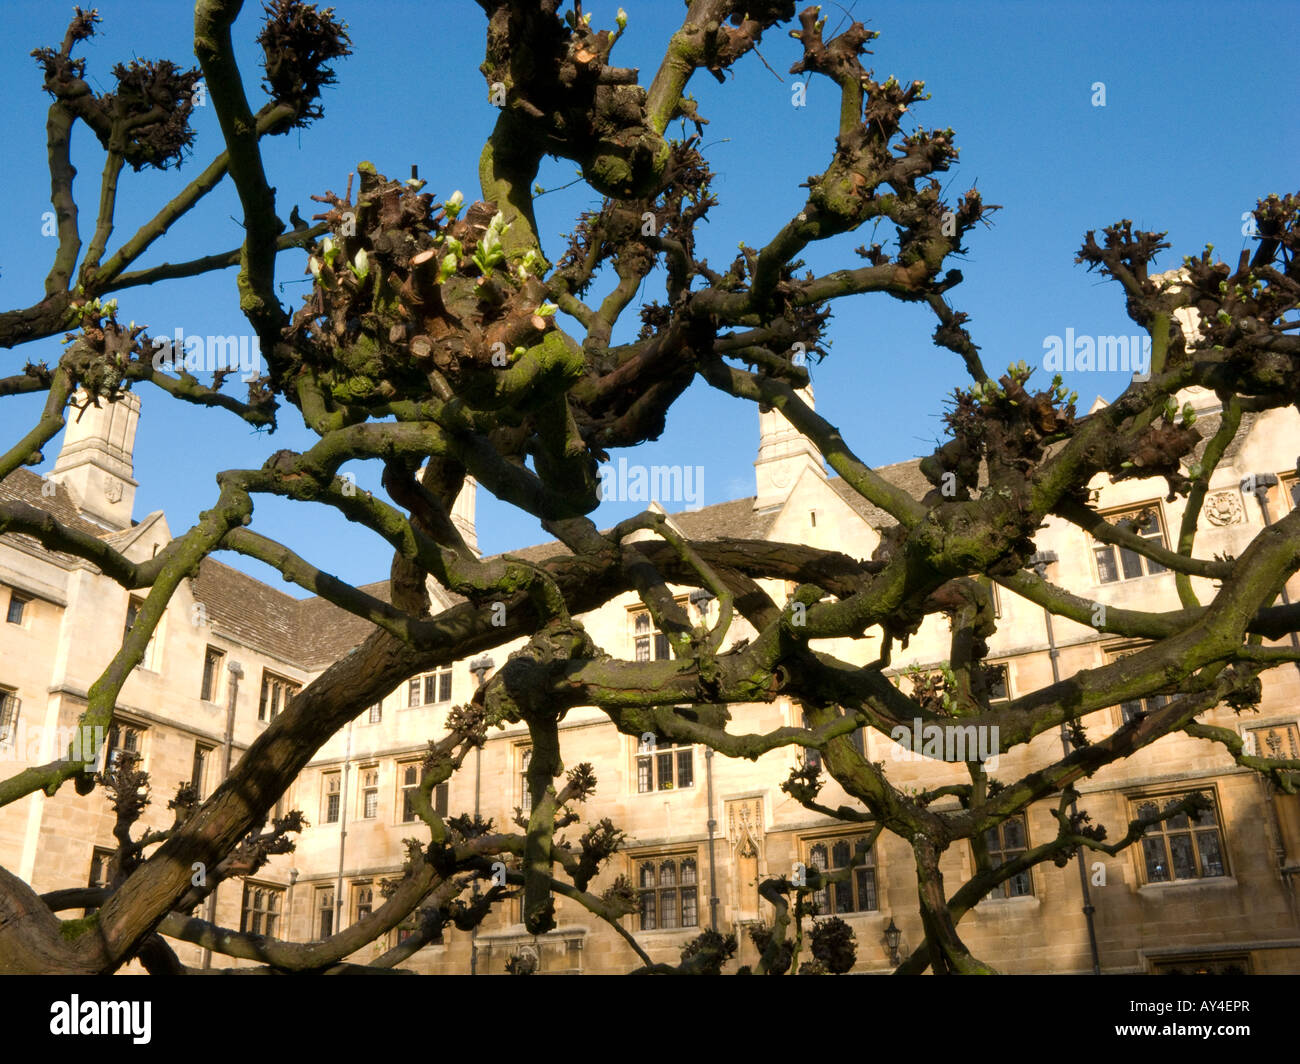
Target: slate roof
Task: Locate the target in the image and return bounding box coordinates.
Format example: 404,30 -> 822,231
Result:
827,459 -> 931,528
4,400 -> 1273,676
1190,411 -> 1256,465
0,468 -> 116,564
190,558 -> 304,666
2,459 -> 937,670
267,462 -> 930,668
295,577 -> 404,670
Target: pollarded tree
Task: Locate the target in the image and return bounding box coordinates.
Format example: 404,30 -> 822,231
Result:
0,0 -> 1297,975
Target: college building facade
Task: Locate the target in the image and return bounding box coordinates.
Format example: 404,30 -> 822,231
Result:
2,380 -> 1299,974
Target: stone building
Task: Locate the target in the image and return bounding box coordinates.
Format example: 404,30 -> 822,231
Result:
2,380 -> 1299,974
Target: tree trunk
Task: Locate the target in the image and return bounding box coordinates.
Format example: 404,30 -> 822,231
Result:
912,836 -> 997,975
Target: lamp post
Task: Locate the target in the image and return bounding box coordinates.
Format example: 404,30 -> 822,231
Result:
884,918 -> 902,965
1029,551 -> 1102,974
688,589 -> 715,616
469,656 -> 495,688
467,656 -> 494,975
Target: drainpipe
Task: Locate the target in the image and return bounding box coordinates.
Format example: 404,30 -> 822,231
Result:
201,659 -> 242,970
1245,474 -> 1300,914
689,591 -> 721,934
468,656 -> 494,976
1029,553 -> 1102,974
335,721 -> 353,936
287,867 -> 299,939
219,660 -> 242,778
705,747 -> 719,932
1246,473 -> 1300,672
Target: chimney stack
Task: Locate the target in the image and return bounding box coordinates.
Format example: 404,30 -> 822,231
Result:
753,384 -> 826,511
48,389 -> 140,530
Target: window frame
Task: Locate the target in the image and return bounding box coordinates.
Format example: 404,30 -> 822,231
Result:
635,732 -> 695,794
322,770 -> 341,824
359,766 -> 379,820
395,923 -> 444,949
103,721 -> 146,773
1092,504 -> 1169,584
239,881 -> 284,937
1129,788 -> 1229,885
399,762 -> 420,823
629,604 -> 678,663
518,745 -> 533,818
5,590 -> 31,626
632,850 -> 700,932
975,814 -> 1034,899
0,686 -> 20,745
190,740 -> 215,800
906,664 -> 1009,711
1118,692 -> 1172,725
801,707 -> 864,775
88,846 -> 114,890
314,885 -> 335,940
408,667 -> 452,708
257,670 -> 300,723
984,662 -> 1010,703
1104,644 -> 1177,725
200,646 -> 225,703
398,760 -> 448,823
802,832 -> 879,916
85,846 -> 115,916
353,880 -> 374,925
1150,953 -> 1253,976
123,594 -> 160,670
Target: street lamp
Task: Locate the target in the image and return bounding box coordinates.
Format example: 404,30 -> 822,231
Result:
1028,549 -> 1058,575
469,656 -> 495,686
688,589 -> 715,618
884,919 -> 902,964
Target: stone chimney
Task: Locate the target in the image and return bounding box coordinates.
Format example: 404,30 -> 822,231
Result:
48,389 -> 140,530
754,384 -> 826,511
1152,269 -> 1223,416
452,476 -> 478,555
412,467 -> 479,555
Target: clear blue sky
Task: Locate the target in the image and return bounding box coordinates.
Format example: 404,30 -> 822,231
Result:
1,1 -> 1295,594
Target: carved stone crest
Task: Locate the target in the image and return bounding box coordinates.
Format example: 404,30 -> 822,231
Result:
103,473 -> 123,504
726,797 -> 764,921
1204,490 -> 1243,526
726,797 -> 763,857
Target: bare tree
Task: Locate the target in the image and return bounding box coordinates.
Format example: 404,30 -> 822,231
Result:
1,0 -> 1297,975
